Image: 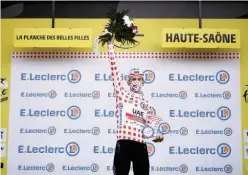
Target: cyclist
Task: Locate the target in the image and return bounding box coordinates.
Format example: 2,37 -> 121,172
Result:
107,43 -> 164,175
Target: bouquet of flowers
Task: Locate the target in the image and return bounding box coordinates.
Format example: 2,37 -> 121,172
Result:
94,7 -> 143,53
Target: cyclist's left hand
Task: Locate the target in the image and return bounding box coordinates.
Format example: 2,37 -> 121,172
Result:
153,135 -> 164,143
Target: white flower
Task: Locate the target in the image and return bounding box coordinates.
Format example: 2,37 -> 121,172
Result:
104,29 -> 109,33
104,29 -> 112,35
123,15 -> 133,27
0,79 -> 8,88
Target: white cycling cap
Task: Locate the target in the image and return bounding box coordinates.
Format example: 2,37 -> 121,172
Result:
128,68 -> 144,79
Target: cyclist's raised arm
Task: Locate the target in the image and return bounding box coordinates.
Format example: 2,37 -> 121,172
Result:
107,42 -> 124,94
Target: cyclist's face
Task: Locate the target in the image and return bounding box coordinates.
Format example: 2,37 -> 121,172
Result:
128,76 -> 144,93
129,76 -> 143,82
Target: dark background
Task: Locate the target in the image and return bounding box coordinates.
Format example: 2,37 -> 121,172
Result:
1,1 -> 248,19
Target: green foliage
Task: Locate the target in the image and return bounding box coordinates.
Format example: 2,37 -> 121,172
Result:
98,7 -> 138,47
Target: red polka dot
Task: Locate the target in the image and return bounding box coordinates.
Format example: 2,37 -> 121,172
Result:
128,137 -> 131,140
128,126 -> 131,130
118,82 -> 121,86
123,131 -> 126,134
138,134 -> 140,137
119,97 -> 122,100
133,133 -> 136,136
122,92 -> 124,95
133,138 -> 136,141
124,100 -> 127,103
138,129 -> 141,132
128,132 -> 131,135
135,100 -> 138,103
138,140 -> 140,142
123,125 -> 126,129
133,128 -> 136,131
135,104 -> 138,107
119,130 -> 121,133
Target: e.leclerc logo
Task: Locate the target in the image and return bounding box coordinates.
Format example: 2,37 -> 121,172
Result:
20,126 -> 56,135
196,127 -> 232,136
95,70 -> 155,84
20,105 -> 82,120
18,163 -> 55,172
196,164 -> 233,173
64,127 -> 100,135
195,91 -> 231,100
21,90 -> 57,99
21,70 -> 81,83
143,70 -> 155,84
169,143 -> 231,158
64,90 -> 100,99
151,91 -> 187,99
169,106 -> 231,121
169,70 -> 230,84
149,164 -> 188,173
18,142 -> 80,156
62,163 -> 99,172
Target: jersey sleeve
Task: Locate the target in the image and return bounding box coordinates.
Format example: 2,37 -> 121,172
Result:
146,105 -> 163,136
108,43 -> 125,94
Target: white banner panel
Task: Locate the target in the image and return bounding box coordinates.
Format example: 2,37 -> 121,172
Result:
8,52 -> 241,175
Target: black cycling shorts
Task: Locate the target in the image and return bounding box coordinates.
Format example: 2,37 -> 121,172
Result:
113,140 -> 150,175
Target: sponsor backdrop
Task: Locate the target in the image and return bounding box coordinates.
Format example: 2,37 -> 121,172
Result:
7,52 -> 241,175
1,19 -> 248,175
